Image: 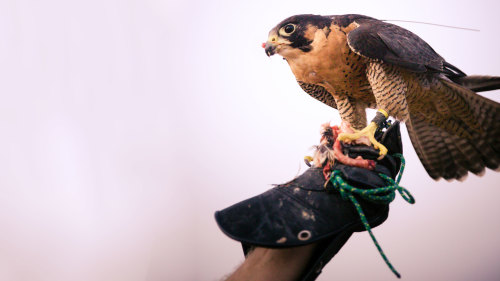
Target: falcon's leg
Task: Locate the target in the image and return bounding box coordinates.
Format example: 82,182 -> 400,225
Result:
329,94 -> 367,130
365,62 -> 410,122
339,63 -> 409,158
330,94 -> 388,157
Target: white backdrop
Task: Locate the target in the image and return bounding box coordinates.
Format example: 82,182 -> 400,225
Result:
0,0 -> 499,280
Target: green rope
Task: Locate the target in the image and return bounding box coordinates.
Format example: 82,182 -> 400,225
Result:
328,153 -> 414,278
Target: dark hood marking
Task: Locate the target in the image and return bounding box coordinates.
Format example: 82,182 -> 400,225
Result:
275,14 -> 333,53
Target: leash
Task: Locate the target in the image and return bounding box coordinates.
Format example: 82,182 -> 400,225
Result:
327,153 -> 415,278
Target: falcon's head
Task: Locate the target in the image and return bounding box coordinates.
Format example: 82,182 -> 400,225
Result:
264,14 -> 332,59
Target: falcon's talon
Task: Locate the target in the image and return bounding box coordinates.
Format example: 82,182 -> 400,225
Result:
338,122 -> 388,158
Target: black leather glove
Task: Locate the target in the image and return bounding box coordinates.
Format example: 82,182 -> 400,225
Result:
215,121 -> 404,281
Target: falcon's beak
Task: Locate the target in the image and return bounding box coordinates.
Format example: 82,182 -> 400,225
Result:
264,35 -> 279,57
264,42 -> 276,57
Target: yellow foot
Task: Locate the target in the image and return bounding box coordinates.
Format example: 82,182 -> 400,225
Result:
338,122 -> 388,159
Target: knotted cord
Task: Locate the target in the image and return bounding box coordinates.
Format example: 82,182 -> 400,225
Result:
327,153 -> 414,278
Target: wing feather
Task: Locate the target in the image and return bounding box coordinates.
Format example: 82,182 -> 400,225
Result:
347,19 -> 464,77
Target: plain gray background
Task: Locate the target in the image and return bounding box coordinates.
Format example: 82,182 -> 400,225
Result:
0,0 -> 499,280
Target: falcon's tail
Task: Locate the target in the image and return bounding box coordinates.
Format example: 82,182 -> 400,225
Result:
406,80 -> 500,180
452,75 -> 500,92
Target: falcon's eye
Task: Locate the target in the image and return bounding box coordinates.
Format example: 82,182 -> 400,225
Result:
280,24 -> 296,36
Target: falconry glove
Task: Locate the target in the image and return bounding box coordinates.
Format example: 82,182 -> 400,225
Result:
215,121 -> 413,280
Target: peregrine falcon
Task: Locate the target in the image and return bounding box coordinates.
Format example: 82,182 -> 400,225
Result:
264,14 -> 500,181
